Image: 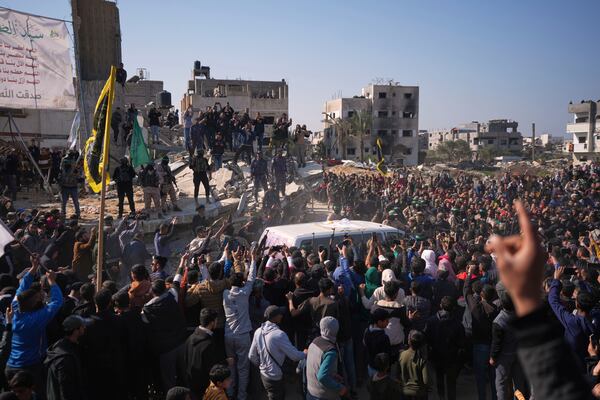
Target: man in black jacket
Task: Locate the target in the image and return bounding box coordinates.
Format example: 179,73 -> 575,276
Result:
142,279 -> 186,392
80,289 -> 124,400
113,158 -> 136,218
114,290 -> 149,400
425,296 -> 465,400
45,315 -> 90,400
180,308 -> 226,397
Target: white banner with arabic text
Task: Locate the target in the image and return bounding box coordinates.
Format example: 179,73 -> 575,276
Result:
0,8 -> 76,110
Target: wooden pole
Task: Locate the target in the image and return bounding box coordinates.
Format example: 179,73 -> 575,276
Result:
96,66 -> 116,289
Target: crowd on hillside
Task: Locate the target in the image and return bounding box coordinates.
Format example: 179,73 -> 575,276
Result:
0,161 -> 596,400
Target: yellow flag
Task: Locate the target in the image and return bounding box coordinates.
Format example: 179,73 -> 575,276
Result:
375,137 -> 389,176
84,66 -> 116,193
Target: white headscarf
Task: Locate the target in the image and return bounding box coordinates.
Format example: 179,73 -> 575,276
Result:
421,249 -> 437,276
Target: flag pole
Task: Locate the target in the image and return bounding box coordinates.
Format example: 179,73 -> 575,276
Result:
96,66 -> 116,289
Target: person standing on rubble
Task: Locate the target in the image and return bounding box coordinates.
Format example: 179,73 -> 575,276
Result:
191,117 -> 209,154
113,157 -> 136,218
157,156 -> 181,213
211,132 -> 226,171
189,148 -> 212,205
148,103 -> 162,145
251,152 -> 269,205
139,163 -> 162,218
58,150 -> 81,218
271,150 -> 287,199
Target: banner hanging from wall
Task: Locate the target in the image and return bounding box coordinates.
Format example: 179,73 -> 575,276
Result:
0,8 -> 76,110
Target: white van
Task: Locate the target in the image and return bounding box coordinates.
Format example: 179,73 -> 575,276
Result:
259,219 -> 405,251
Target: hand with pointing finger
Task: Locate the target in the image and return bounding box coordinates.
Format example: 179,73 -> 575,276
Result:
485,200 -> 547,317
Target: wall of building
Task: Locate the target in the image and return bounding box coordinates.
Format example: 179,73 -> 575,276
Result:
72,0 -> 121,81
567,100 -> 600,162
322,83 -> 420,166
181,78 -> 289,138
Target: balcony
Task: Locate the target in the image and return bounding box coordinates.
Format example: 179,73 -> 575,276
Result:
567,122 -> 590,134
573,143 -> 588,153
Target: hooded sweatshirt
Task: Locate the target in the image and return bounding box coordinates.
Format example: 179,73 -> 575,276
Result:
223,261 -> 257,336
421,249 -> 437,276
306,316 -> 342,399
361,269 -> 405,309
249,320 -> 306,380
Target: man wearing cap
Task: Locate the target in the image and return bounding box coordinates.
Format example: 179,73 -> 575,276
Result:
157,156 -> 182,213
113,157 -> 137,218
45,315 -> 90,400
249,305 -> 306,400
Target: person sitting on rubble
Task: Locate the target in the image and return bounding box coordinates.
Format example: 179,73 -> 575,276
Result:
139,163 -> 162,219
157,156 -> 181,213
189,148 -> 212,205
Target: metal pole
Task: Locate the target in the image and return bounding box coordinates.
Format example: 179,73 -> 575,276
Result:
96,66 -> 116,289
70,0 -> 89,151
531,122 -> 535,162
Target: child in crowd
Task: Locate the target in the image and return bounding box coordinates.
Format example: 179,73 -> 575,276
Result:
399,330 -> 430,400
363,307 -> 391,377
203,364 -> 232,400
367,352 -> 402,400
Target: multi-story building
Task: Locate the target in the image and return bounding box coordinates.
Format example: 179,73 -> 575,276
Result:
567,100 -> 600,163
180,63 -> 288,139
323,82 -> 419,166
427,119 -> 523,155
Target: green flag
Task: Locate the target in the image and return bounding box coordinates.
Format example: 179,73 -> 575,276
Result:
130,117 -> 151,168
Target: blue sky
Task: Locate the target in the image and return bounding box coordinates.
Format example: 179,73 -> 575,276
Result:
3,0 -> 600,137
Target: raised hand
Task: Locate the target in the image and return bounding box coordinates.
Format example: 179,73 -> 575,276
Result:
485,201 -> 547,317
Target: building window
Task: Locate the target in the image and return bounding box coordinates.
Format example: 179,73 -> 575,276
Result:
347,111 -> 354,118
378,111 -> 388,118
347,148 -> 356,156
391,130 -> 398,135
429,133 -> 432,138
500,140 -> 507,145
403,111 -> 414,118
392,92 -> 396,97
378,92 -> 387,99
377,129 -> 387,136
402,130 -> 413,137
487,139 -> 494,144
364,147 -> 370,153
392,111 -> 396,116
404,93 -> 413,99
429,143 -> 432,147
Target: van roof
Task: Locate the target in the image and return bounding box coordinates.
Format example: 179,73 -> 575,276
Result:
263,219 -> 400,242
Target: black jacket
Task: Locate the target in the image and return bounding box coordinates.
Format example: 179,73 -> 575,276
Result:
513,305 -> 593,400
80,310 -> 125,400
363,327 -> 391,368
45,338 -> 86,400
142,292 -> 186,355
180,328 -> 225,396
424,310 -> 465,366
464,274 -> 498,344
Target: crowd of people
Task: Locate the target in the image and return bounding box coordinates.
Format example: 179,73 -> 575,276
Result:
0,150 -> 597,400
